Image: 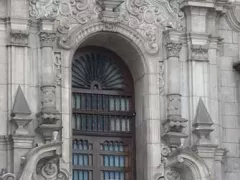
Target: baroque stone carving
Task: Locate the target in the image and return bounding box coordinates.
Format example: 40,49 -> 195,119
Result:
39,32 -> 56,47
29,0 -> 61,19
29,0 -> 185,55
9,30 -> 29,46
191,45 -> 208,61
0,169 -> 16,180
165,41 -> 182,57
53,52 -> 62,86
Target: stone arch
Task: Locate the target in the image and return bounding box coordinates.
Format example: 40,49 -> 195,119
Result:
60,20 -> 162,180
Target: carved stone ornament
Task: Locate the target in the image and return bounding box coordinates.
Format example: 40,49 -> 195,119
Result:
39,31 -> 56,47
35,157 -> 67,180
165,168 -> 181,180
39,85 -> 60,123
191,45 -> 208,61
165,41 -> 182,57
167,94 -> 181,116
9,30 -> 29,46
159,62 -> 165,95
53,52 -> 62,86
0,169 -> 16,180
29,0 -> 185,55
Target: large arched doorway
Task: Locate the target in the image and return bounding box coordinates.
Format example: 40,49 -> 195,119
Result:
71,46 -> 135,180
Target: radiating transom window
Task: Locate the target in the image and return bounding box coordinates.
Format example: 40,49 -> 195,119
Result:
72,47 -> 135,180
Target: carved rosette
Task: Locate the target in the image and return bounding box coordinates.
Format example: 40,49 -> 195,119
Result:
191,45 -> 208,61
165,41 -> 182,57
36,157 -> 68,180
39,32 -> 56,47
9,30 -> 29,46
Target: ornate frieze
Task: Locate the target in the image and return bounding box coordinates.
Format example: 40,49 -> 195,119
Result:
165,41 -> 182,57
9,30 -> 29,46
191,45 -> 208,61
29,0 -> 185,55
53,52 -> 62,86
39,32 -> 56,47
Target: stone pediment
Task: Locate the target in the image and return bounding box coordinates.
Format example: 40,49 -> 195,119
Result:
29,0 -> 185,54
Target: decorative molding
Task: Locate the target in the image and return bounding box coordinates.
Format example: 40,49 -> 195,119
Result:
165,41 -> 182,57
159,62 -> 165,95
167,94 -> 181,116
29,0 -> 185,55
191,45 -> 208,61
9,30 -> 29,46
39,31 -> 56,47
53,52 -> 62,86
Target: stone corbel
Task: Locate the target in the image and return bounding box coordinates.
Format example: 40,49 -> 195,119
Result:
9,30 -> 29,46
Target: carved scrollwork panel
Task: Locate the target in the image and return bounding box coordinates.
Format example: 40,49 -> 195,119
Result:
29,0 -> 186,55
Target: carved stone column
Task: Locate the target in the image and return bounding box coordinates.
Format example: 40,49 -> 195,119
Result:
162,30 -> 188,150
37,19 -> 61,143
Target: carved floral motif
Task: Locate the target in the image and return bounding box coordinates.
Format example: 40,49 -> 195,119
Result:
165,41 -> 182,57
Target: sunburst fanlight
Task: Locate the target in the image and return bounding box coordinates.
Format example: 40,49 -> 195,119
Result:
72,52 -> 125,90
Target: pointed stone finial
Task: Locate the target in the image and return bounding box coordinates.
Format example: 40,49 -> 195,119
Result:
12,86 -> 31,116
12,86 -> 32,135
193,98 -> 214,145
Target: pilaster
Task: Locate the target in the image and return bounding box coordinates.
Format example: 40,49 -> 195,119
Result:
162,30 -> 188,150
37,19 -> 61,144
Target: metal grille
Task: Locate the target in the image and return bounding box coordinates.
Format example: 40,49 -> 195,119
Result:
72,47 -> 135,180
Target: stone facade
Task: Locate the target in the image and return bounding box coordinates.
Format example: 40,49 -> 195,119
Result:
1,0 -> 240,179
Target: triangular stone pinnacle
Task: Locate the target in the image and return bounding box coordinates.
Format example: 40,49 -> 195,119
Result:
12,86 -> 31,115
194,98 -> 213,125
